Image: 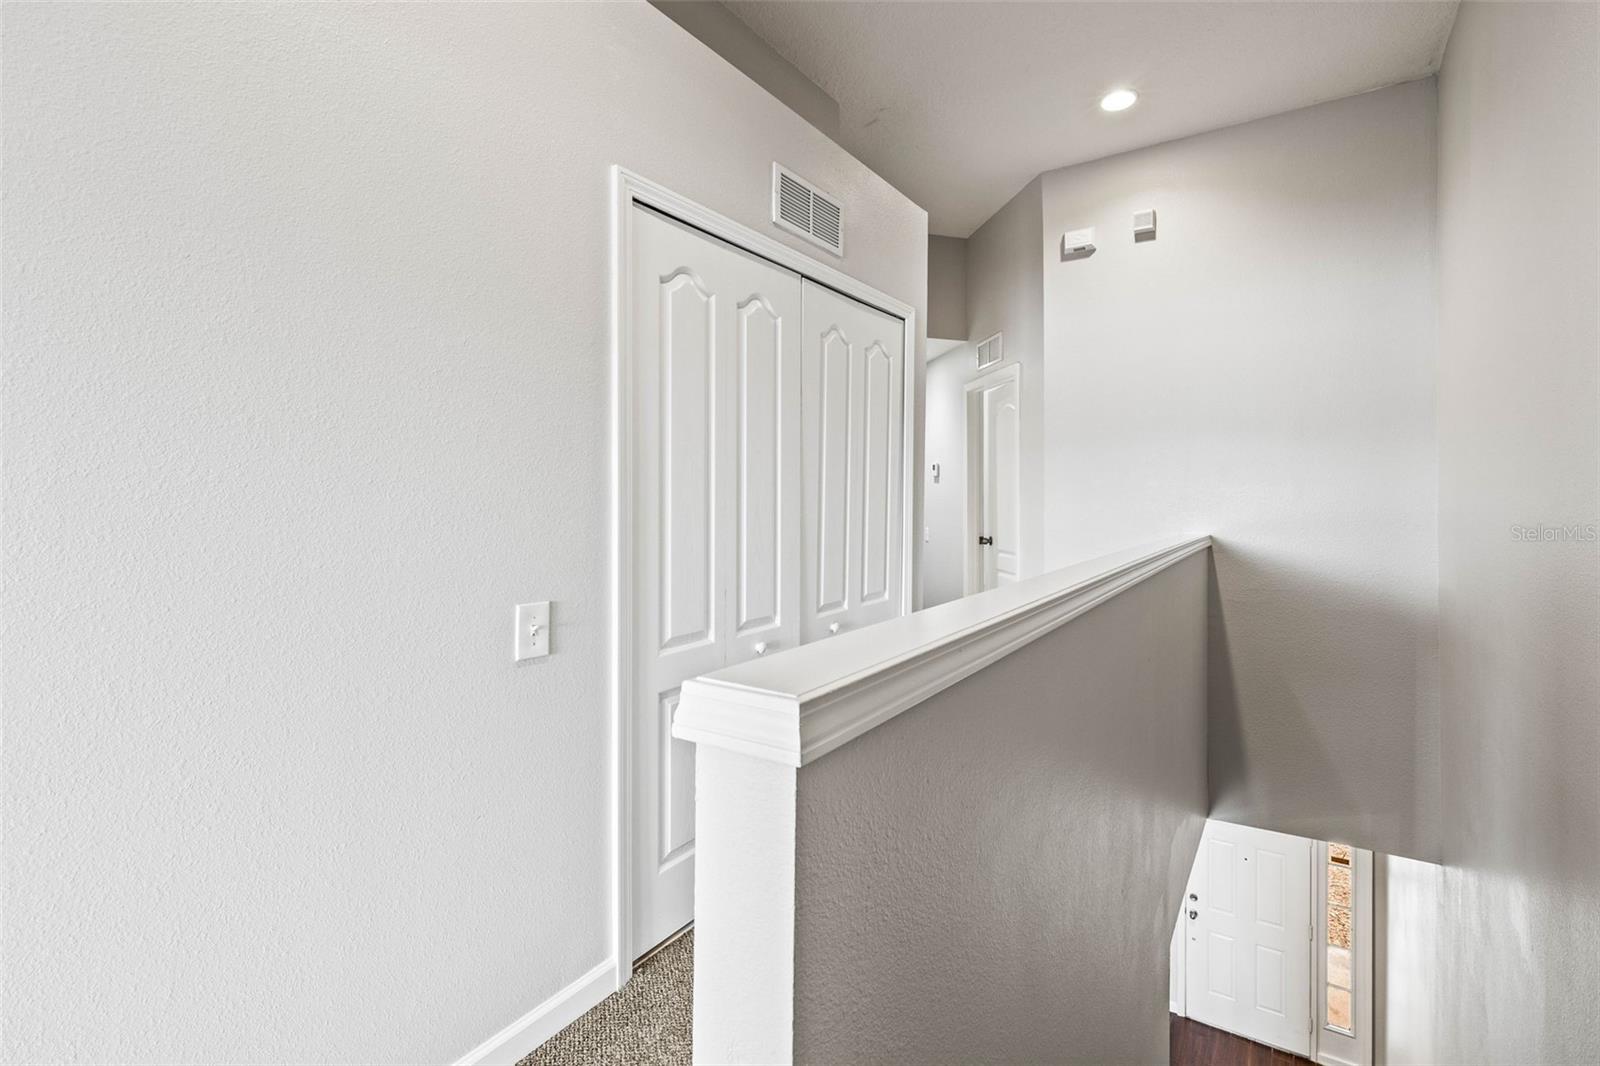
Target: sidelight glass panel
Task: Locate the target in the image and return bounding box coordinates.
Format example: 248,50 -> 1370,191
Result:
1327,945 -> 1352,988
1324,842 -> 1356,1035
1327,986 -> 1352,1030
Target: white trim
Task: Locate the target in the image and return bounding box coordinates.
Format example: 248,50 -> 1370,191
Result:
675,535 -> 1210,767
1311,842 -> 1374,1066
610,166 -> 919,968
452,959 -> 615,1066
962,361 -> 1022,596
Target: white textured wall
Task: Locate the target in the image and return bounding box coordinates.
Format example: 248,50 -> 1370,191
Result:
1039,82 -> 1441,860
921,346 -> 975,607
647,0 -> 841,140
1382,4 -> 1600,1063
793,554 -> 1209,1064
0,3 -> 925,1062
967,179 -> 1045,583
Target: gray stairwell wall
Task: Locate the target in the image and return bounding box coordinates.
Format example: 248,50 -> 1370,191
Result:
1038,81 -> 1442,862
928,234 -> 968,340
1380,3 -> 1600,1063
794,552 -> 1209,1064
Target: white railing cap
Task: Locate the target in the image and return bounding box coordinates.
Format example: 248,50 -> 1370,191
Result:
672,535 -> 1212,767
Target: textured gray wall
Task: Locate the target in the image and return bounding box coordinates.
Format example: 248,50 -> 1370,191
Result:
927,234 -> 968,339
792,554 -> 1208,1064
1039,82 -> 1441,861
1381,4 -> 1600,1063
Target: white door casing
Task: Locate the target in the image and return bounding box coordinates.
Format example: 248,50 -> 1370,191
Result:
628,205 -> 803,957
800,280 -> 907,643
964,363 -> 1021,594
1183,820 -> 1314,1057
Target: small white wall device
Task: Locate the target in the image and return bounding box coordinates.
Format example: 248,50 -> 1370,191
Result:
1133,209 -> 1157,240
1061,227 -> 1096,260
515,601 -> 550,661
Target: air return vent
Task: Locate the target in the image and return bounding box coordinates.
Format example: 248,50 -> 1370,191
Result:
772,163 -> 844,256
976,332 -> 1003,370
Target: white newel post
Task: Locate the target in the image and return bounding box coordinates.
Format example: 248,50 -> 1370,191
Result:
688,744 -> 799,1064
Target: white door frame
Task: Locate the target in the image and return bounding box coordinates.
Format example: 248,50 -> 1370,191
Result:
962,361 -> 1021,595
610,166 -> 918,984
1312,842 -> 1373,1066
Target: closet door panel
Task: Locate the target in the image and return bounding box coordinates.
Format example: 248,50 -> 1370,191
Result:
728,281 -> 802,664
800,281 -> 906,642
630,205 -> 801,957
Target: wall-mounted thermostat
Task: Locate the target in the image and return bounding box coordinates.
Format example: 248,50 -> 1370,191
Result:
1133,209 -> 1157,240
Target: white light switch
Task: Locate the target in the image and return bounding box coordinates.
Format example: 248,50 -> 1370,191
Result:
515,601 -> 550,662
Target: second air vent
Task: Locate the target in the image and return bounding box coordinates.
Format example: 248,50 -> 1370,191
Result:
772,164 -> 844,256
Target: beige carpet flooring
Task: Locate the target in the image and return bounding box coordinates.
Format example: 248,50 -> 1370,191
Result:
520,930 -> 692,1066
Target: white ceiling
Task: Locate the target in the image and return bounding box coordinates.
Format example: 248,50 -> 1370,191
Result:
724,1 -> 1459,236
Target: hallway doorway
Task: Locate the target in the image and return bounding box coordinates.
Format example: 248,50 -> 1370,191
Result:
963,362 -> 1021,593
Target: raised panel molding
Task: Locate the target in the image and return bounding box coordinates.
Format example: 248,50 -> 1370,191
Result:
1210,841 -> 1236,915
659,268 -> 715,652
737,294 -> 782,634
860,342 -> 893,604
1208,932 -> 1236,999
659,689 -> 694,866
1256,849 -> 1285,927
1255,945 -> 1286,1015
816,326 -> 851,614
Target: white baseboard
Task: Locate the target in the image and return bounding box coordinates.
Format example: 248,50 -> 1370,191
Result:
453,959 -> 617,1066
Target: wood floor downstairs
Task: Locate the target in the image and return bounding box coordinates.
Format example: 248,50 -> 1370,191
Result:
1171,1014 -> 1316,1065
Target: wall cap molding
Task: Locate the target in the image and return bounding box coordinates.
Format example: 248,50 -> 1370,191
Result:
674,535 -> 1212,766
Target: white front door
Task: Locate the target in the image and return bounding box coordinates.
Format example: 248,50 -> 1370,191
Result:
965,365 -> 1021,593
799,280 -> 907,643
628,205 -> 803,958
1182,820 -> 1313,1056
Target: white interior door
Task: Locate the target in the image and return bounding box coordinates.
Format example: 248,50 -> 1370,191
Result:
799,280 -> 906,643
965,365 -> 1021,593
1182,820 -> 1313,1056
629,205 -> 802,958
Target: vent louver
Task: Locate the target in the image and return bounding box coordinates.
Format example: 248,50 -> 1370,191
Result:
976,332 -> 1003,370
772,164 -> 844,256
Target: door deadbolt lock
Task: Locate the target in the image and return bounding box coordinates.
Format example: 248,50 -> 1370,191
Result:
1188,909 -> 1198,920
1189,893 -> 1198,901
978,535 -> 994,546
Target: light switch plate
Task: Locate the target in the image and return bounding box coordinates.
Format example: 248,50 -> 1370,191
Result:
515,601 -> 550,662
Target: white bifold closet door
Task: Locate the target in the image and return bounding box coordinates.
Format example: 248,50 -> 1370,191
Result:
629,206 -> 803,956
628,205 -> 907,958
799,280 -> 906,643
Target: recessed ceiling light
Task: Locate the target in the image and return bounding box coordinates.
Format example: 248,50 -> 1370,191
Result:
1100,89 -> 1138,112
